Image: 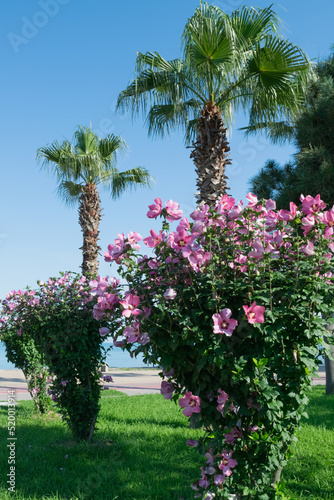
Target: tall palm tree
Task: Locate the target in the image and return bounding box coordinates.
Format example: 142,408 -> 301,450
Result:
37,126 -> 153,276
117,2 -> 312,205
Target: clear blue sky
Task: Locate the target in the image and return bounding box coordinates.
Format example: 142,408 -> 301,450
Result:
0,0 -> 332,299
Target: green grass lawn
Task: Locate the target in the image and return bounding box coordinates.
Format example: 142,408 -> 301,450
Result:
0,387 -> 333,500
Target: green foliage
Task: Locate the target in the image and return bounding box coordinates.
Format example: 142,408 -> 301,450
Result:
1,273 -> 109,441
36,125 -> 153,205
117,3 -> 311,144
0,331 -> 50,414
250,49 -> 334,209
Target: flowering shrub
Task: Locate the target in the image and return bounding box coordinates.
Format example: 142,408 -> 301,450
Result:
0,298 -> 50,413
0,273 -> 109,441
94,194 -> 334,499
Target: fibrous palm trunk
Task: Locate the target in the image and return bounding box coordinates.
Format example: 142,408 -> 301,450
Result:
191,102 -> 231,205
78,182 -> 102,277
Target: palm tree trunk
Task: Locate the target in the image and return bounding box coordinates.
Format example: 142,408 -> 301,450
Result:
190,102 -> 231,205
78,182 -> 102,277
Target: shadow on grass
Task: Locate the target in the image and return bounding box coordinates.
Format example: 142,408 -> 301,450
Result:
303,386 -> 334,429
281,454 -> 334,500
0,400 -> 202,500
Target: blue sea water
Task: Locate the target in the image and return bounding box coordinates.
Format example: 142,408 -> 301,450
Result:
0,341 -> 153,370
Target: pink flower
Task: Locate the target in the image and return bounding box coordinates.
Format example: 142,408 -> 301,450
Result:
217,389 -> 229,415
190,204 -> 210,222
246,192 -> 258,208
216,194 -> 235,213
198,467 -> 210,489
214,474 -> 225,486
218,450 -> 238,476
170,229 -> 194,257
138,332 -> 150,345
165,200 -> 183,222
123,326 -> 140,343
61,380 -> 69,387
212,309 -> 238,336
162,367 -> 175,378
248,239 -> 264,260
179,391 -> 201,417
243,302 -> 265,324
177,217 -> 190,232
300,240 -> 315,256
228,202 -> 243,219
103,375 -> 113,383
164,288 -> 177,300
120,294 -> 142,317
225,427 -> 242,445
186,439 -> 199,447
322,210 -> 334,228
147,197 -> 162,218
280,202 -> 298,221
17,328 -> 22,336
188,250 -> 211,271
301,194 -> 326,215
265,199 -> 276,211
143,229 -> 162,248
127,231 -> 142,250
160,381 -> 174,400
99,327 -> 110,337
301,214 -> 315,235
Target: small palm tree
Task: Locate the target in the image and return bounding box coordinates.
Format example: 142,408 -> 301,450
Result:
37,126 -> 153,276
117,3 -> 312,205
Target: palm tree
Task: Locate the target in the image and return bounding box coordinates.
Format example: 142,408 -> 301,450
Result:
37,126 -> 153,276
117,2 -> 312,205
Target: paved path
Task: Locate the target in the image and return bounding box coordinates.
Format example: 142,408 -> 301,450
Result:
0,366 -> 326,403
0,368 -> 162,402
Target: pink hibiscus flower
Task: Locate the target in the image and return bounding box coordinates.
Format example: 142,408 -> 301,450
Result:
217,389 -> 229,415
160,381 -> 174,400
279,202 -> 298,221
300,240 -> 315,256
165,200 -> 183,222
119,294 -> 142,317
147,197 -> 162,218
218,450 -> 238,476
127,231 -> 142,250
212,309 -> 238,336
179,391 -> 201,417
224,426 -> 243,445
123,325 -> 140,343
243,302 -> 265,324
143,229 -> 163,248
301,194 -> 326,215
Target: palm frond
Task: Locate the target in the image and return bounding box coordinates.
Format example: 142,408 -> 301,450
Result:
231,5 -> 281,46
74,126 -> 99,155
240,120 -> 296,144
183,3 -> 235,70
146,99 -> 201,138
56,180 -> 84,206
98,134 -> 127,159
248,36 -> 310,91
107,167 -> 154,199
